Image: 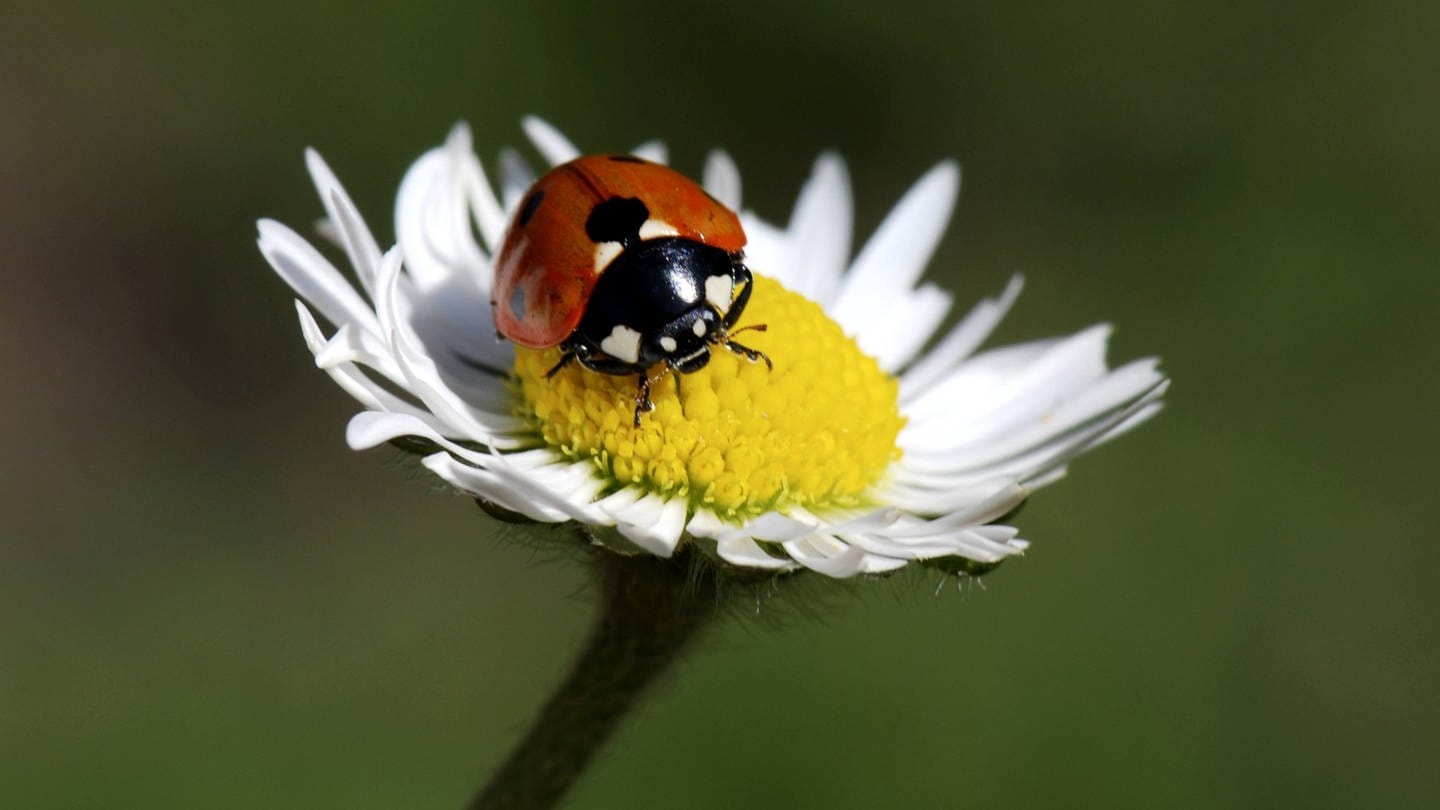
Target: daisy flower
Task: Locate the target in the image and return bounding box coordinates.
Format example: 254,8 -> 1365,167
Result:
258,118 -> 1166,579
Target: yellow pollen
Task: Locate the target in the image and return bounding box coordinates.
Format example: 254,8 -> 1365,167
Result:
513,275 -> 904,521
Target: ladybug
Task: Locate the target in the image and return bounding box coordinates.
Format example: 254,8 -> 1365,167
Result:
493,154 -> 771,426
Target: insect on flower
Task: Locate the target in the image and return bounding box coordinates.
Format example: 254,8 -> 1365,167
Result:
492,155 -> 772,426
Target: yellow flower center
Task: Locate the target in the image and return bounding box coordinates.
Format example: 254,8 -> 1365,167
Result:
513,275 -> 904,521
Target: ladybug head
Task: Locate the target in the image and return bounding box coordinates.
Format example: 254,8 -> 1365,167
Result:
647,306 -> 726,373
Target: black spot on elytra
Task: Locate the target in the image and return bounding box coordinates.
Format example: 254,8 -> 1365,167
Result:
607,155 -> 646,164
585,196 -> 649,246
518,189 -> 545,226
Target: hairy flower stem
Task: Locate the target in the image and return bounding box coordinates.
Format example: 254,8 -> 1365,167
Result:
469,548 -> 726,810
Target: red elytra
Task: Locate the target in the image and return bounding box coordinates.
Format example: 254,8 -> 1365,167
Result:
492,155 -> 747,349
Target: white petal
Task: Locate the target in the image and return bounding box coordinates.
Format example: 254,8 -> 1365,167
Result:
784,153 -> 853,305
904,354 -> 1162,469
865,282 -> 954,371
372,250 -> 528,445
603,493 -> 687,557
313,322 -> 407,384
295,302 -> 431,419
422,453 -> 574,523
1025,467 -> 1068,490
524,460 -> 609,510
346,409 -> 441,449
736,215 -> 790,281
602,487 -> 651,513
833,531 -> 965,561
522,116 -> 580,166
692,508 -> 833,571
1016,389 -> 1167,480
386,341 -> 524,444
853,524 -> 1024,563
901,379 -> 1169,493
782,535 -> 868,578
880,482 -> 1029,538
630,140 -> 667,164
684,509 -> 730,540
356,418 -> 610,525
904,347 -> 1145,462
1091,399 -> 1165,445
825,507 -> 904,534
856,554 -> 910,574
496,457 -> 611,522
305,149 -> 384,298
312,217 -> 343,248
874,475 -> 1022,515
716,537 -> 799,570
347,410 -> 503,461
702,149 -> 742,211
829,162 -> 959,338
394,124 -> 501,291
924,527 -> 1024,562
715,511 -> 817,545
899,275 -> 1024,402
452,126 -> 511,255
498,148 -> 536,213
403,273 -> 514,395
905,358 -> 1164,471
258,219 -> 383,337
902,325 -> 1112,447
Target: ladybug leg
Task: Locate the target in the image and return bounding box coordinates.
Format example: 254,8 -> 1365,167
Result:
557,344 -> 640,378
633,373 -> 655,427
574,351 -> 641,376
722,338 -> 773,370
722,262 -> 757,331
671,368 -> 685,407
716,265 -> 771,371
544,349 -> 578,379
628,365 -> 677,427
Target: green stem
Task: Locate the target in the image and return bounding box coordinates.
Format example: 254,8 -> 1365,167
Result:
468,550 -> 724,810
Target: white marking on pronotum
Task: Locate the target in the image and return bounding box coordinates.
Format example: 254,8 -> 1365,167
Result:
705,274 -> 733,313
692,319 -> 707,337
592,242 -> 624,274
659,336 -> 678,353
638,218 -> 680,241
600,325 -> 643,364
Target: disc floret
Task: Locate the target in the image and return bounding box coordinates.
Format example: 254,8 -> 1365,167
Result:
514,275 -> 905,521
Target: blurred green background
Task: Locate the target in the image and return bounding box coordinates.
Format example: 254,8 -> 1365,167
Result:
5,1 -> 1436,807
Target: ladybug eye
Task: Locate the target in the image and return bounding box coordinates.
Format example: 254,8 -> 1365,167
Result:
585,197 -> 649,246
